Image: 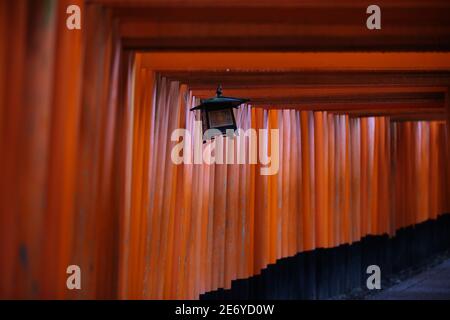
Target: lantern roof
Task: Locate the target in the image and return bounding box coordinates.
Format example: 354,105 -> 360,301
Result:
190,85 -> 249,111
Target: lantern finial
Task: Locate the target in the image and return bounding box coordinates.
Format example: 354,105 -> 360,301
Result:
216,85 -> 223,97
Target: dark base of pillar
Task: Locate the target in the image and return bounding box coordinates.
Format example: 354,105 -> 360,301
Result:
200,213 -> 450,300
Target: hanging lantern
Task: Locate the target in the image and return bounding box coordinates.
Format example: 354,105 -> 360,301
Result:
190,85 -> 249,141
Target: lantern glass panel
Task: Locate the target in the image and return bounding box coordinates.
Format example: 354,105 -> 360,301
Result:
207,109 -> 235,128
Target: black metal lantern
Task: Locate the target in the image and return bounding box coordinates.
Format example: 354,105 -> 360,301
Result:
190,85 -> 249,141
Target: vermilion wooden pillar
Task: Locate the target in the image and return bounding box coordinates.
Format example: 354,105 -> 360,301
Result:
1,0 -> 450,301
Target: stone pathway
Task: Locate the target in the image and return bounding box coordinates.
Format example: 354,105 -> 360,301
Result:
368,258 -> 450,300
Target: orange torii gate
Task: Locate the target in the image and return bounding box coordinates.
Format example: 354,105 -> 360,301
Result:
1,0 -> 450,300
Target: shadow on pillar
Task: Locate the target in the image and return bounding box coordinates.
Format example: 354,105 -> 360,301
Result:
201,213 -> 450,300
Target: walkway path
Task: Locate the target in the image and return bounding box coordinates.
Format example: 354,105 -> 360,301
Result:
368,258 -> 450,300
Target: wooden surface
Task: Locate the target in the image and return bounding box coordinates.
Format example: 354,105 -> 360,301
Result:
1,0 -> 450,300
118,75 -> 450,298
